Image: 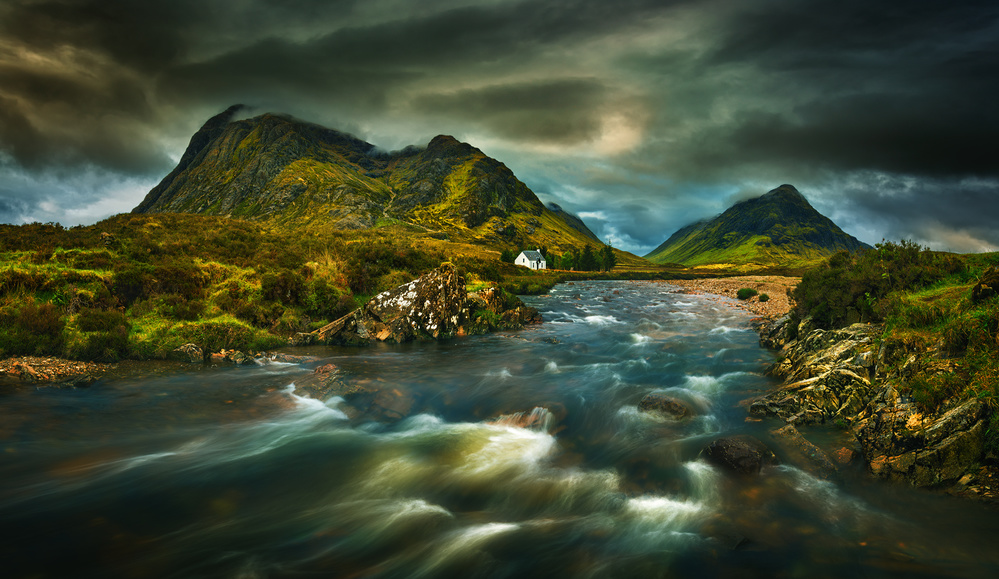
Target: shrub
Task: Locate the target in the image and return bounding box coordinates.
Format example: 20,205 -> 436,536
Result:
112,264 -> 154,306
177,320 -> 254,352
77,308 -> 129,332
72,251 -> 115,270
160,295 -> 207,321
737,288 -> 759,300
758,293 -> 770,302
0,299 -> 66,356
70,329 -> 130,362
153,260 -> 207,298
792,240 -> 961,330
305,277 -> 355,321
262,269 -> 305,305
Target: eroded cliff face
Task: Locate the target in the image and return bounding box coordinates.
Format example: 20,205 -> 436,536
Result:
752,317 -> 991,489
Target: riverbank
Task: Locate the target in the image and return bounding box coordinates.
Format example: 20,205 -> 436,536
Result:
662,275 -> 799,319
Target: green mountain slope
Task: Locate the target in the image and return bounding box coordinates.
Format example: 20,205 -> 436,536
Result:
133,106 -> 622,259
645,185 -> 869,268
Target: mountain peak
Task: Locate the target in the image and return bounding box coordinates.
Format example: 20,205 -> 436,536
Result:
760,184 -> 808,204
645,184 -> 868,268
130,108 -> 607,254
426,134 -> 477,157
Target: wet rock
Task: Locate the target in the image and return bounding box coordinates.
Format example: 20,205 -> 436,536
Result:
169,343 -> 204,364
288,332 -> 317,347
769,425 -> 837,479
254,353 -> 320,365
754,319 -> 991,489
210,349 -> 254,365
489,407 -> 558,432
752,323 -> 878,425
754,314 -> 791,350
857,397 -> 987,487
370,388 -> 417,420
703,435 -> 778,475
293,363 -> 352,401
637,393 -> 692,420
832,447 -> 858,466
59,374 -> 98,388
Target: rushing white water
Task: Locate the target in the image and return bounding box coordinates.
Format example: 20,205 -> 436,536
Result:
2,280 -> 999,578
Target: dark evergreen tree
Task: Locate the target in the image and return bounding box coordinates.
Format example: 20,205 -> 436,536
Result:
579,245 -> 598,271
500,249 -> 517,263
601,245 -> 617,271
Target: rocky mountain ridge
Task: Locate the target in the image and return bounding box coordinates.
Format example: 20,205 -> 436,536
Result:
645,184 -> 869,268
134,106 -> 605,253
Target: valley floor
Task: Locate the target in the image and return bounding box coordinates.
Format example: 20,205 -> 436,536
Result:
661,275 -> 799,319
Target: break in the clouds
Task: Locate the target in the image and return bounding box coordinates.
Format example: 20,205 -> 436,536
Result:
0,0 -> 997,254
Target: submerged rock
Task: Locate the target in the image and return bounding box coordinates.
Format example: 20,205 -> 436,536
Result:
769,424 -> 837,479
703,435 -> 778,475
293,363 -> 355,400
637,393 -> 692,420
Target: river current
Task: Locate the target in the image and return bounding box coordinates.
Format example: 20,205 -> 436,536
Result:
2,281 -> 998,578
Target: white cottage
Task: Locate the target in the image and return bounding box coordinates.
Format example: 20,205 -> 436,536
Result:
515,249 -> 546,270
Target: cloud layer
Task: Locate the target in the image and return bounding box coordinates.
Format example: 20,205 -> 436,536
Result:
1,0 -> 997,253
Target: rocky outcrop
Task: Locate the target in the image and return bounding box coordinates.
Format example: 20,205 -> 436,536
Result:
856,394 -> 987,487
314,263 -> 540,345
702,435 -> 778,475
754,317 -> 991,489
751,323 -> 877,425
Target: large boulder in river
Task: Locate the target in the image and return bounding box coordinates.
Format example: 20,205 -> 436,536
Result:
315,263 -> 539,345
702,435 -> 778,475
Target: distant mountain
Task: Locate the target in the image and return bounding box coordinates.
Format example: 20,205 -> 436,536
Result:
545,202 -> 600,242
133,106 -> 610,254
645,184 -> 869,267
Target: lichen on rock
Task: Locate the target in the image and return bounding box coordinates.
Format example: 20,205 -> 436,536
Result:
314,263 -> 540,345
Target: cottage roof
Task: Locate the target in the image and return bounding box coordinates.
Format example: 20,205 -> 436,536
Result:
520,250 -> 544,261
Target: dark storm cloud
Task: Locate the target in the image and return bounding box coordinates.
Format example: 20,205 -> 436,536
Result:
410,79 -> 610,144
684,0 -> 999,179
0,0 -> 995,253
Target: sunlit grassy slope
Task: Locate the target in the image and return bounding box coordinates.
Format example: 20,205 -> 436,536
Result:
134,107 -> 636,262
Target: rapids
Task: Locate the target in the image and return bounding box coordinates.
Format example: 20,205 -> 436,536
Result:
2,281 -> 998,578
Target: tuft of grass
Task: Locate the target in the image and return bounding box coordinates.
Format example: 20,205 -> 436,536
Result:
737,288 -> 759,300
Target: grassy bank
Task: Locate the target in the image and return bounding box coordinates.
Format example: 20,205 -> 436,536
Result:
0,214 -> 691,362
788,241 -> 999,450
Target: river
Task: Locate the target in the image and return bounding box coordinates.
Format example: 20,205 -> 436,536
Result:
2,281 -> 998,578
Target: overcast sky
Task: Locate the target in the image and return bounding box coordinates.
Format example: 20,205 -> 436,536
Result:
2,0 -> 997,254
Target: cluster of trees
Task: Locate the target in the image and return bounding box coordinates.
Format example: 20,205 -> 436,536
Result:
500,245 -> 617,272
